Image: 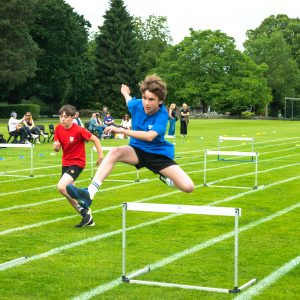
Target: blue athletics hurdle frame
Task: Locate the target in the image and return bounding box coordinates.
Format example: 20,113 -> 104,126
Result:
122,202 -> 256,294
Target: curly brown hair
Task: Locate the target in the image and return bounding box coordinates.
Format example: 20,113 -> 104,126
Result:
139,75 -> 167,102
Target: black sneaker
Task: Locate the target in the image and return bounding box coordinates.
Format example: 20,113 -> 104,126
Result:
75,218 -> 95,227
75,209 -> 94,227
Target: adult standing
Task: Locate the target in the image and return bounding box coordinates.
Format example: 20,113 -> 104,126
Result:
168,103 -> 177,136
180,103 -> 190,137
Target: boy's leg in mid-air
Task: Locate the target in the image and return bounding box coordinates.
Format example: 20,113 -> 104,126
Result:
58,166 -> 94,227
66,146 -> 139,208
159,164 -> 194,193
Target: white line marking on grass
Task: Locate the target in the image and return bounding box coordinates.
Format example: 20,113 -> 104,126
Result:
1,137 -> 298,185
72,201 -> 300,299
1,173 -> 299,272
234,255 -> 300,300
1,163 -> 300,235
1,143 -> 299,198
0,214 -> 175,271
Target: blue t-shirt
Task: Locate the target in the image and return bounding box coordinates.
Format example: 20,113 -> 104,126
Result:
127,98 -> 174,159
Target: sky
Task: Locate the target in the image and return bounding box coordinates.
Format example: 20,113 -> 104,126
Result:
65,0 -> 299,50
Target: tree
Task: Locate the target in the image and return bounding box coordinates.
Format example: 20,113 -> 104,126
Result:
25,0 -> 94,112
244,16 -> 300,115
0,0 -> 40,103
94,0 -> 138,116
133,15 -> 172,79
154,29 -> 271,115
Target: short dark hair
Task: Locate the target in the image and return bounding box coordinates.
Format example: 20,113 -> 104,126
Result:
59,105 -> 76,117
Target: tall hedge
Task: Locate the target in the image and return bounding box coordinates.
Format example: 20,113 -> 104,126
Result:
0,104 -> 40,119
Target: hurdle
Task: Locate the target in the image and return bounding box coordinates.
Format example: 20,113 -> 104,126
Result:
90,146 -> 144,182
0,143 -> 34,177
218,136 -> 255,161
122,202 -> 256,294
204,150 -> 259,189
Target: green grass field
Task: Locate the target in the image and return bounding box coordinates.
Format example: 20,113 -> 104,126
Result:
0,119 -> 299,300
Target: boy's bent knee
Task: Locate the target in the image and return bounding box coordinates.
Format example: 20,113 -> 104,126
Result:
182,183 -> 194,193
57,184 -> 66,195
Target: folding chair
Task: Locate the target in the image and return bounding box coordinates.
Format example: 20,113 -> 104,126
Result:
7,125 -> 20,143
48,124 -> 55,142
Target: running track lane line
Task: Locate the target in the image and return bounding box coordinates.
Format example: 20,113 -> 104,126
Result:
71,201 -> 300,300
234,255 -> 300,300
1,167 -> 300,236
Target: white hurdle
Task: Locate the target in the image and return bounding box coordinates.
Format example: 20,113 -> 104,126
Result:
204,150 -> 259,189
122,202 -> 256,294
0,143 -> 34,177
218,136 -> 255,161
90,146 -> 143,182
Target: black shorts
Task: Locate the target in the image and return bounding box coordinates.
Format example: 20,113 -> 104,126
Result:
132,146 -> 177,174
62,165 -> 83,180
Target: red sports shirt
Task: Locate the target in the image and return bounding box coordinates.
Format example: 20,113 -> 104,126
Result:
54,123 -> 92,168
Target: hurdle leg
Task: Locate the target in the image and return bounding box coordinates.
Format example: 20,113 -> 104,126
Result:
30,144 -> 34,177
254,154 -> 258,188
91,147 -> 94,179
234,209 -> 239,291
122,203 -> 127,281
203,150 -> 207,186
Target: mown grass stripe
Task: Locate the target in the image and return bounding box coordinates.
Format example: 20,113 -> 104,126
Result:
234,255 -> 300,300
71,201 -> 300,299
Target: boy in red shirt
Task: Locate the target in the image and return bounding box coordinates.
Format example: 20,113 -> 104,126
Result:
53,105 -> 103,227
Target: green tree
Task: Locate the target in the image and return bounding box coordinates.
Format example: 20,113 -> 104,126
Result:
25,0 -> 94,112
246,14 -> 300,67
94,0 -> 138,116
245,19 -> 300,115
133,15 -> 172,79
154,29 -> 271,115
0,0 -> 40,103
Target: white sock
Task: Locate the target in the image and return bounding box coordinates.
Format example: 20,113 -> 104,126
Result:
88,178 -> 102,199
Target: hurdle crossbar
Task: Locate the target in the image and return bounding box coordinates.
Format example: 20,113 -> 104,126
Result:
122,202 -> 256,294
91,146 -> 142,182
204,150 -> 259,189
0,143 -> 34,177
218,136 -> 254,161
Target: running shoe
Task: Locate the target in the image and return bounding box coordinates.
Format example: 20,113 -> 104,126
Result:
159,175 -> 174,187
75,209 -> 95,227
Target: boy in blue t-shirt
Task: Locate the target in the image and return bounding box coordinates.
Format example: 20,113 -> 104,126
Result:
67,75 -> 194,209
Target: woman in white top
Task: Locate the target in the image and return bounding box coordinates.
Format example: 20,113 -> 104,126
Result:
120,114 -> 131,139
